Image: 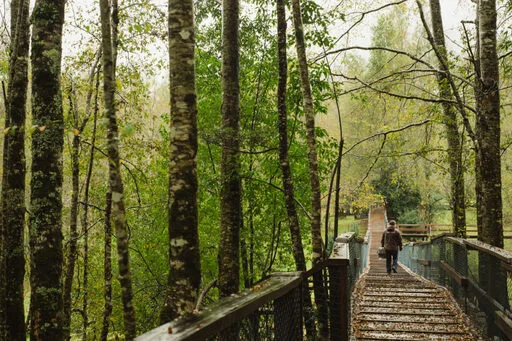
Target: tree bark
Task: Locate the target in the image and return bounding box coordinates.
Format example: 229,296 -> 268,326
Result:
290,0 -> 327,337
290,0 -> 322,267
218,0 -> 241,298
477,0 -> 503,248
29,0 -> 66,339
159,0 -> 201,322
1,0 -> 29,339
99,0 -> 136,338
101,189 -> 113,341
428,0 -> 466,237
476,0 -> 508,313
276,1 -> 316,338
277,0 -> 306,279
473,3 -> 484,239
62,87 -> 80,341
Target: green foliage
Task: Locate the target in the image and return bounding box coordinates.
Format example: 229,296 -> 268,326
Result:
17,0 -> 512,339
372,169 -> 421,222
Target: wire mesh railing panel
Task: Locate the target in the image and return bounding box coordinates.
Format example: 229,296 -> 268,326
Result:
401,236 -> 512,341
203,284 -> 303,341
138,234 -> 365,341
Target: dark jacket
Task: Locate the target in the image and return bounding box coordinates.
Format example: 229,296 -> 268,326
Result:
381,227 -> 403,252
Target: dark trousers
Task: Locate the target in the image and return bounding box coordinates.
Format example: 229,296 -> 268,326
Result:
385,250 -> 398,273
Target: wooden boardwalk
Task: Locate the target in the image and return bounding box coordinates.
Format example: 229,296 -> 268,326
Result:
351,207 -> 477,340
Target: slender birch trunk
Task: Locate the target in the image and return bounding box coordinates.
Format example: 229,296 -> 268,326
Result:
1,0 -> 29,339
62,88 -> 80,341
276,1 -> 316,337
99,0 -> 136,337
290,0 -> 327,337
101,189 -> 113,341
428,0 -> 467,237
29,0 -> 66,339
290,0 -> 322,266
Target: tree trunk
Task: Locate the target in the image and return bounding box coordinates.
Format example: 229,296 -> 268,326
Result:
290,0 -> 322,267
476,0 -> 508,313
62,87 -> 80,341
477,0 -> 502,247
101,189 -> 113,341
99,0 -> 136,338
276,0 -> 316,338
277,0 -> 306,278
29,0 -> 66,339
473,4 -> 484,239
290,0 -> 327,338
159,0 -> 201,323
218,0 -> 241,298
1,0 -> 29,339
428,0 -> 466,237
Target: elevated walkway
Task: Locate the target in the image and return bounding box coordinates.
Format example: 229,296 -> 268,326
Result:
351,207 -> 476,340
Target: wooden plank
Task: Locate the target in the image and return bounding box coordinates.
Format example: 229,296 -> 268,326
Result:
495,311 -> 512,339
440,261 -> 467,287
135,274 -> 302,341
417,260 -> 431,266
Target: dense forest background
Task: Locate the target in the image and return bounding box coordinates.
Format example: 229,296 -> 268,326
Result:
0,0 -> 511,339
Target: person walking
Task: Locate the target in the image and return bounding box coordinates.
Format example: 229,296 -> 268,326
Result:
381,220 -> 403,274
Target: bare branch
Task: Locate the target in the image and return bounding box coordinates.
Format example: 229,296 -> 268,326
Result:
325,0 -> 408,54
343,119 -> 432,157
195,280 -> 217,312
415,0 -> 477,145
315,45 -> 437,70
336,71 -> 477,111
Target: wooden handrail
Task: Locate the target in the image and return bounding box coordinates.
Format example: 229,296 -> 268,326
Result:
137,233 -> 363,341
136,273 -> 302,341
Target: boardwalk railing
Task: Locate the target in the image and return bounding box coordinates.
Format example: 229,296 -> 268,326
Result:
397,224 -> 512,239
136,232 -> 368,341
401,235 -> 512,340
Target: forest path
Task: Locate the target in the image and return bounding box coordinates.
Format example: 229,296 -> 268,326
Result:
350,207 -> 477,340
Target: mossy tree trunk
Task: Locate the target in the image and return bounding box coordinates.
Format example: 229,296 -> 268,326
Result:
476,0 -> 508,312
29,0 -> 66,339
477,0 -> 502,248
159,0 -> 201,322
290,0 -> 326,337
218,0 -> 241,298
99,0 -> 136,338
1,0 -> 29,339
429,0 -> 467,237
276,1 -> 316,338
291,0 -> 322,269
